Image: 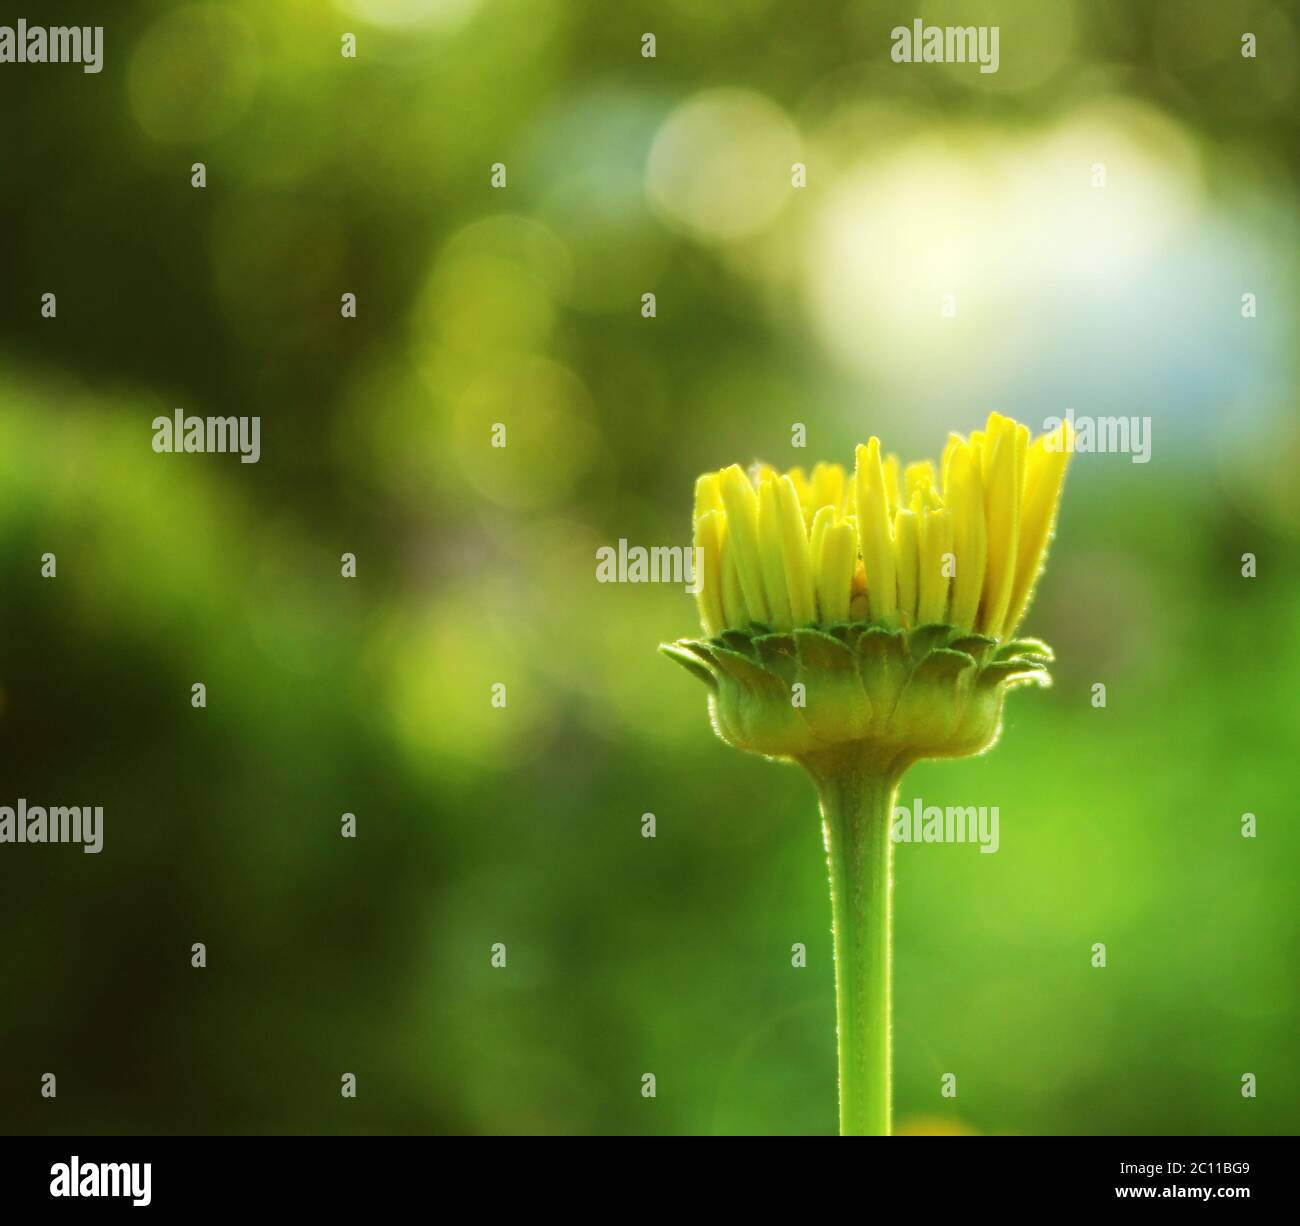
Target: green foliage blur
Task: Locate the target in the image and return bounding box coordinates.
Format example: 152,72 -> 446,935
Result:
1,0 -> 1297,1135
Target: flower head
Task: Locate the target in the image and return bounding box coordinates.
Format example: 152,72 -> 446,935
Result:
663,412 -> 1071,768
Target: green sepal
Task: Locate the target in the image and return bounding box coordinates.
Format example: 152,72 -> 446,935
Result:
753,633 -> 798,686
710,644 -> 778,690
793,628 -> 873,741
994,638 -> 1055,664
855,627 -> 908,730
662,620 -> 1055,765
720,630 -> 761,660
713,644 -> 816,757
891,647 -> 977,747
907,623 -> 953,660
659,643 -> 717,690
974,659 -> 1051,691
948,634 -> 998,664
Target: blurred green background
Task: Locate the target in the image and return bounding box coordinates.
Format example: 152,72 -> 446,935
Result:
1,0 -> 1297,1136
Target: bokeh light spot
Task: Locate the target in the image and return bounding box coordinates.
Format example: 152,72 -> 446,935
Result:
647,88 -> 802,243
129,4 -> 260,143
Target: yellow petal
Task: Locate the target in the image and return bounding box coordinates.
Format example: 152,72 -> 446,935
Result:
776,475 -> 817,625
854,438 -> 897,623
904,461 -> 937,506
719,464 -> 769,624
978,415 -> 1024,637
1004,420 -> 1072,635
757,475 -> 793,629
810,462 -> 846,519
785,466 -> 812,518
882,453 -> 901,517
1014,419 -> 1029,495
693,509 -> 726,636
810,503 -> 832,579
917,506 -> 953,624
968,429 -> 986,480
816,516 -> 856,623
719,519 -> 749,629
947,442 -> 987,632
894,508 -> 919,627
694,472 -> 723,521
940,433 -> 962,501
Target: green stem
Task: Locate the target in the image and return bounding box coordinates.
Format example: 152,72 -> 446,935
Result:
806,750 -> 903,1137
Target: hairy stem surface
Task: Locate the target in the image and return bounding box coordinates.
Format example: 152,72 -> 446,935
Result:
806,750 -> 902,1136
